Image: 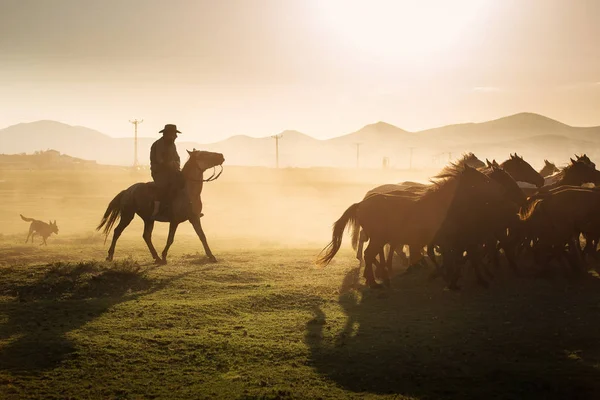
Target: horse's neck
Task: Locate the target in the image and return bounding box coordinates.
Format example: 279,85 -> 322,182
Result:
185,174 -> 204,199
181,164 -> 204,200
417,179 -> 458,222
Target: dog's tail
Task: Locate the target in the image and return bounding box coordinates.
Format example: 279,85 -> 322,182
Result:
96,190 -> 126,244
20,214 -> 34,222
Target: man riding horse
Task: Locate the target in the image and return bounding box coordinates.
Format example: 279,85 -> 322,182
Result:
150,124 -> 184,218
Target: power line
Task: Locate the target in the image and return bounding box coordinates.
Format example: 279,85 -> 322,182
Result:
271,133 -> 283,168
129,119 -> 143,167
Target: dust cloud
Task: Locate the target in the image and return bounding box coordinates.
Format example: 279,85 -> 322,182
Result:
0,165 -> 436,252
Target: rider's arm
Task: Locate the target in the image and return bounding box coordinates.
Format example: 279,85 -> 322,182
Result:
152,141 -> 166,166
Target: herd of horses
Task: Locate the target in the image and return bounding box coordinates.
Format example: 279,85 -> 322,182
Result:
318,152 -> 600,290
95,148 -> 600,292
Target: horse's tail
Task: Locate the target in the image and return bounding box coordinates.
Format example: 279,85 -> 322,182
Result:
518,198 -> 543,221
96,190 -> 126,242
350,218 -> 362,251
317,202 -> 360,267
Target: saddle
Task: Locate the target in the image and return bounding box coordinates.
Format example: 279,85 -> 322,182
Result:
146,182 -> 203,220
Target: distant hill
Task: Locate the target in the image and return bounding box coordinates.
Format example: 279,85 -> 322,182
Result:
0,149 -> 98,170
1,113 -> 599,168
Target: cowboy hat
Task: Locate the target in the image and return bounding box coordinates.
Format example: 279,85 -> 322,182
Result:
159,124 -> 181,134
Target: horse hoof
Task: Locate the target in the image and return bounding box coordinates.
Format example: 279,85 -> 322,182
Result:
106,256 -> 113,262
383,278 -> 391,288
208,256 -> 218,263
368,282 -> 383,289
155,258 -> 167,265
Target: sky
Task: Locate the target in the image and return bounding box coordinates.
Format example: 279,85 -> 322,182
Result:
1,0 -> 599,142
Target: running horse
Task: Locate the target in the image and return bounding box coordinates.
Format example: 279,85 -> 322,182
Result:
97,150 -> 225,264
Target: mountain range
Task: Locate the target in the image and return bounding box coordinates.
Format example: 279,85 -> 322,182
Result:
1,113 -> 599,168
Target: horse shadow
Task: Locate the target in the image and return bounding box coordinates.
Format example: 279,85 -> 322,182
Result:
0,260 -> 192,374
306,267 -> 600,399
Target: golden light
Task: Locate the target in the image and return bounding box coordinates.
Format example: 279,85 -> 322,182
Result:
314,0 -> 495,63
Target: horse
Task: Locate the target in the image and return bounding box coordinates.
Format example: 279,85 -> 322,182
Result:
540,158 -> 600,190
354,153 -> 486,263
539,159 -> 560,178
519,187 -> 600,274
97,150 -> 225,264
317,164 -> 506,288
427,163 -> 528,287
575,153 -> 595,169
356,153 -> 536,270
501,153 -> 545,188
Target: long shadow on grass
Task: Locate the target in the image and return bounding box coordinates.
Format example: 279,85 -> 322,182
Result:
0,260 -> 190,374
306,267 -> 600,400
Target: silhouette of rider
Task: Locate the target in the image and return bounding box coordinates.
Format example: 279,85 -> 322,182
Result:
150,124 -> 183,217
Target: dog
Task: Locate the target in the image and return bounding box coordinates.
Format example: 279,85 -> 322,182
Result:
20,214 -> 59,245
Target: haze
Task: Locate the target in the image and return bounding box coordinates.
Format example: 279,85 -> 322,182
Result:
2,0 -> 599,142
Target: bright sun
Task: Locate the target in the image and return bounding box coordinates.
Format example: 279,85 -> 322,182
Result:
314,0 -> 495,62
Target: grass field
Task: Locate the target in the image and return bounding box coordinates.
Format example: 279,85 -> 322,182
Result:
1,167 -> 600,399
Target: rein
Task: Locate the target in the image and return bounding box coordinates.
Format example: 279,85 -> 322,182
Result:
184,164 -> 224,183
204,165 -> 223,182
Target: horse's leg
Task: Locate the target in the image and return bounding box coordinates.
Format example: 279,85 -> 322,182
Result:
380,245 -> 392,288
446,250 -> 462,291
427,243 -> 444,281
374,247 -> 387,280
469,246 -> 489,288
141,219 -> 161,263
159,222 -> 179,264
363,241 -> 381,289
356,229 -> 366,261
568,236 -> 585,274
189,216 -> 217,262
482,239 -> 496,281
106,211 -> 135,262
499,235 -> 520,276
386,243 -> 396,275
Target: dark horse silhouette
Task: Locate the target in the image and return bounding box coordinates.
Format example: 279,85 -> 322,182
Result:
97,150 -> 224,264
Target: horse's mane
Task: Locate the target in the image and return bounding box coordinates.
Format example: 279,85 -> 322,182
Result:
550,159 -> 584,182
416,162 -> 465,197
433,162 -> 464,181
461,152 -> 478,161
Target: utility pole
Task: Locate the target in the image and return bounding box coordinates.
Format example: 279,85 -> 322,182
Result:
271,133 -> 283,168
129,119 -> 143,168
354,143 -> 362,168
409,147 -> 415,169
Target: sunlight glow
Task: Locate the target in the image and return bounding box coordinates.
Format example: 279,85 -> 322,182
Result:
315,0 -> 495,62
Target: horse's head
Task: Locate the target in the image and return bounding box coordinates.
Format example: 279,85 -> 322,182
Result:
566,158 -> 600,185
575,154 -> 596,169
501,153 -> 544,188
486,165 -> 527,207
459,152 -> 486,169
540,159 -> 560,177
186,149 -> 225,171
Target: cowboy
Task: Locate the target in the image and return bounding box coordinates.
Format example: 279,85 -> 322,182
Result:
150,124 -> 183,217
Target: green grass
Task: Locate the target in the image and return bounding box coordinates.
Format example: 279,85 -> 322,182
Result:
1,168 -> 600,399
1,238 -> 600,400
